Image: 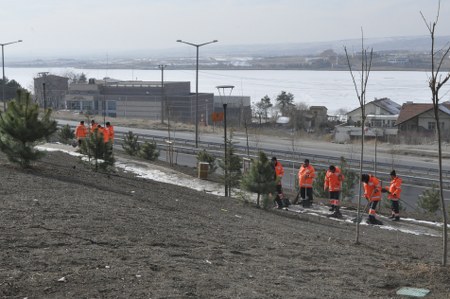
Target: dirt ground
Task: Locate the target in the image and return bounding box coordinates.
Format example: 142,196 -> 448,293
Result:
0,149 -> 449,298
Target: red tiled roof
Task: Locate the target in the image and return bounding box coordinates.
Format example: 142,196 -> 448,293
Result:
396,102 -> 450,125
396,103 -> 432,125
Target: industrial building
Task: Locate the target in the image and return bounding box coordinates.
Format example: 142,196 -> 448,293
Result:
63,78 -> 214,124
33,73 -> 69,109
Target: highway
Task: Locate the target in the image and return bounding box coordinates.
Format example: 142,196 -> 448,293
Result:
60,119 -> 450,178
58,119 -> 450,211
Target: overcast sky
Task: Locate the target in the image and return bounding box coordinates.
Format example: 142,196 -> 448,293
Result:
2,0 -> 450,58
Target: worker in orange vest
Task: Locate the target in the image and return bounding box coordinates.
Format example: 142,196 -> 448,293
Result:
382,170 -> 403,221
361,174 -> 383,225
324,165 -> 344,218
298,159 -> 315,208
90,119 -> 99,134
105,122 -> 114,144
271,157 -> 286,209
101,124 -> 110,143
75,120 -> 87,147
93,124 -> 105,143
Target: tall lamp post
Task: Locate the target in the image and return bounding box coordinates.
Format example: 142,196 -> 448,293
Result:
176,39 -> 218,148
158,64 -> 167,124
217,85 -> 234,197
1,40 -> 23,111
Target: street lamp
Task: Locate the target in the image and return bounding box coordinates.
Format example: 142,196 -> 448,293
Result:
217,85 -> 234,197
1,40 -> 23,111
158,64 -> 167,124
176,39 -> 218,147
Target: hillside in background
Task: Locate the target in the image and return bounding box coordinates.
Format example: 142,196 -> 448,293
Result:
8,35 -> 450,71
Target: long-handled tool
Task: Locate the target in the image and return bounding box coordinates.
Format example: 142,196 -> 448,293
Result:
352,200 -> 370,223
292,189 -> 301,205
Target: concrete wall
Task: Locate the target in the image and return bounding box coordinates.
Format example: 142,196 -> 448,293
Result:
34,75 -> 69,109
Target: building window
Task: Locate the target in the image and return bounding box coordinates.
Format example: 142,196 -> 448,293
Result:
107,101 -> 116,110
67,101 -> 80,110
428,122 -> 436,131
82,101 -> 94,112
372,120 -> 382,127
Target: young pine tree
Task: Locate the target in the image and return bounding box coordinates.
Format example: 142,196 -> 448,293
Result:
418,184 -> 441,214
218,139 -> 242,196
122,131 -> 140,156
139,141 -> 160,161
197,149 -> 217,173
339,157 -> 357,201
0,90 -> 57,168
312,169 -> 327,198
241,151 -> 276,208
80,129 -> 114,171
58,124 -> 74,145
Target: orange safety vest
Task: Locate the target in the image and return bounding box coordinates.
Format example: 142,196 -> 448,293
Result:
95,126 -> 104,139
274,161 -> 284,185
386,176 -> 402,200
298,164 -> 315,188
103,127 -> 110,143
363,175 -> 382,202
75,124 -> 87,139
324,166 -> 344,191
274,161 -> 284,178
106,125 -> 114,141
90,122 -> 99,133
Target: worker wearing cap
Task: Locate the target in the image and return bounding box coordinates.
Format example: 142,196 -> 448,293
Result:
298,159 -> 315,208
75,120 -> 87,147
324,165 -> 344,218
271,157 -> 286,209
382,170 -> 402,221
361,174 -> 383,225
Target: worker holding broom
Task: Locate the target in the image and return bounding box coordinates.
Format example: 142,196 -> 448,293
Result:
361,174 -> 383,225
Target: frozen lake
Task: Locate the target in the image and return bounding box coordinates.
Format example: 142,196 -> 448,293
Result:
5,67 -> 445,113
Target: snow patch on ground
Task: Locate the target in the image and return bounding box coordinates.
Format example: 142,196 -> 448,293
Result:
37,143 -> 447,237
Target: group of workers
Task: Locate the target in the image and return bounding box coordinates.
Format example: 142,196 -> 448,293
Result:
271,157 -> 403,225
74,119 -> 115,146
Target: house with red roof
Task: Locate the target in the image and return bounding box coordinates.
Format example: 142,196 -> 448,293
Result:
396,101 -> 450,138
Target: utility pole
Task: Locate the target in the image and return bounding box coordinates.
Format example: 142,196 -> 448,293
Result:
43,83 -> 47,109
176,39 -> 218,147
223,103 -> 228,197
158,64 -> 166,124
216,85 -> 234,197
1,39 -> 22,111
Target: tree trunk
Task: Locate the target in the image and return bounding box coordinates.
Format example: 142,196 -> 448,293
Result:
355,126 -> 364,244
435,114 -> 448,266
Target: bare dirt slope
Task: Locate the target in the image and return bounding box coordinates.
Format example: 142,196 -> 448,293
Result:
0,149 -> 449,298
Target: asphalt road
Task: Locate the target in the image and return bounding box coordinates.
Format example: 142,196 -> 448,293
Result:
59,119 -> 449,211
60,119 -> 449,171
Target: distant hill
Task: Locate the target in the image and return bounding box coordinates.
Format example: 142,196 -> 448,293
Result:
7,35 -> 450,69
125,35 -> 450,58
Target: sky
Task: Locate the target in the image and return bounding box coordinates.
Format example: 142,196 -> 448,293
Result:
2,0 -> 450,59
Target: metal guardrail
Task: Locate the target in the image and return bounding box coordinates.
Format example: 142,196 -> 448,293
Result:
58,124 -> 450,188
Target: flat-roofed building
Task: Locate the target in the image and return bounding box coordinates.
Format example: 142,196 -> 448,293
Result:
34,73 -> 69,109
213,95 -> 252,127
64,78 -> 214,124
